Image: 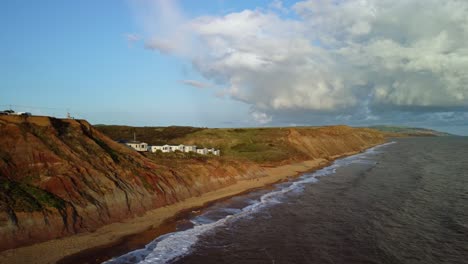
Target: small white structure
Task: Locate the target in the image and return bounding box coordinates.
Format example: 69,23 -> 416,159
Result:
150,145 -> 171,153
176,144 -> 185,152
161,145 -> 171,152
196,148 -> 209,155
126,142 -> 148,152
149,145 -> 165,153
14,112 -> 32,116
184,145 -> 197,153
206,148 -> 221,156
150,146 -> 161,152
145,143 -> 220,156
150,144 -> 188,153
168,145 -> 184,152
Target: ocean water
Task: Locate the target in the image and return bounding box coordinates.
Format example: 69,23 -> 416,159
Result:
106,137 -> 468,264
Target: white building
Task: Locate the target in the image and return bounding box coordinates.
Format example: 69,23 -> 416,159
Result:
150,144 -> 186,153
157,145 -> 171,153
184,145 -> 197,153
150,145 -> 170,153
146,143 -> 220,156
176,144 -> 185,151
125,142 -> 148,152
206,148 -> 221,156
150,145 -> 161,152
196,148 -> 209,155
168,144 -> 184,152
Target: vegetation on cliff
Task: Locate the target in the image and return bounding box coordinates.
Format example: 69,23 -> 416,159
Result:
368,125 -> 454,137
96,125 -> 384,164
0,115 -> 385,251
94,125 -> 204,145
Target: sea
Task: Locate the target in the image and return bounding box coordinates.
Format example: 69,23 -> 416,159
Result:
105,137 -> 468,264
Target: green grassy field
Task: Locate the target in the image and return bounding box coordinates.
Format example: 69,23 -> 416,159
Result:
95,126 -> 309,163
171,128 -> 307,163
95,125 -> 394,164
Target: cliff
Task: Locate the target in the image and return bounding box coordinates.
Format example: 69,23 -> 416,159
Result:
368,125 -> 455,137
0,116 -> 385,251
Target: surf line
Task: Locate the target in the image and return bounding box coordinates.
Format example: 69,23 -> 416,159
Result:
105,141 -> 396,264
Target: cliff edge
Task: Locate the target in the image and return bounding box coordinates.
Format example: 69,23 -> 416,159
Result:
0,115 -> 385,251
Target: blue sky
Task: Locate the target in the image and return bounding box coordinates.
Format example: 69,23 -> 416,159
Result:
1,1 -> 468,135
1,0 -> 255,126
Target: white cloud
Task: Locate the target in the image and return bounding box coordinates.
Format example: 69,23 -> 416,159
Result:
251,110 -> 272,125
124,33 -> 141,43
269,0 -> 288,13
180,79 -> 212,89
132,0 -> 468,125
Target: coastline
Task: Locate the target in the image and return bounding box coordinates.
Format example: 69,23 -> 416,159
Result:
0,146 -> 379,264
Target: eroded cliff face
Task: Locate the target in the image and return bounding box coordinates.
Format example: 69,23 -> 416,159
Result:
0,116 -> 385,251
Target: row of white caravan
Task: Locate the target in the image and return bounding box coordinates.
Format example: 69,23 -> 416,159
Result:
125,142 -> 220,156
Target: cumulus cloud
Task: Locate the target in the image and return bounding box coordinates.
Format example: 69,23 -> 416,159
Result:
132,0 -> 468,126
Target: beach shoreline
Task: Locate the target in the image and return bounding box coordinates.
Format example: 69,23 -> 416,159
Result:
0,147 -> 378,264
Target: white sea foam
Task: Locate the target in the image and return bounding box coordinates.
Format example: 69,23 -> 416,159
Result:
104,141 -> 396,264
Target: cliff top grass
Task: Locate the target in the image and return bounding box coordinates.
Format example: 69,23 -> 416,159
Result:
94,125 -> 205,145
368,125 -> 454,137
95,125 -> 377,164
170,127 -> 306,163
95,125 -> 308,163
0,115 -> 85,127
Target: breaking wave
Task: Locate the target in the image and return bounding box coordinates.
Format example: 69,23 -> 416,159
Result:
104,142 -> 395,264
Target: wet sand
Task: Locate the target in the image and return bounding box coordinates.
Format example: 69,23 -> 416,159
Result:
0,150 -> 366,264
56,186 -> 278,264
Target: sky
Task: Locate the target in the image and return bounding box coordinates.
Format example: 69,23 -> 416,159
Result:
1,0 -> 468,135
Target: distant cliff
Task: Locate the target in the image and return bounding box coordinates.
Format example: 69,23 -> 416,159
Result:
0,116 -> 385,251
368,125 -> 454,137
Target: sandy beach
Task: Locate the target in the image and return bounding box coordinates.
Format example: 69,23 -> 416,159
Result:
0,151 -> 362,264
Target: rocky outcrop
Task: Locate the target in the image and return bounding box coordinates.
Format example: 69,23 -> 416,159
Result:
0,116 -> 385,251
